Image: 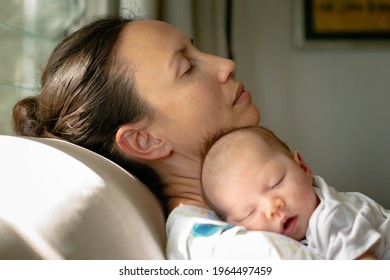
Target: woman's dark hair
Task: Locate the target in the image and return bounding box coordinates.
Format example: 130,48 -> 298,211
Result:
12,15 -> 166,207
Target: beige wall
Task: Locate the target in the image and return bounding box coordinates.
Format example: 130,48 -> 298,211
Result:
233,0 -> 390,208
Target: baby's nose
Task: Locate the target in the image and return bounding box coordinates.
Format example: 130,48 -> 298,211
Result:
265,197 -> 284,219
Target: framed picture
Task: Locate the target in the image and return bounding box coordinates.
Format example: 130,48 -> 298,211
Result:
294,0 -> 390,47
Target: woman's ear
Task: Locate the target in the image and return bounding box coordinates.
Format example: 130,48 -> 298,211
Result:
116,124 -> 173,160
293,150 -> 313,178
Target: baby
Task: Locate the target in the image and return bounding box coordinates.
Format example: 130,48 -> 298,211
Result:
201,126 -> 390,259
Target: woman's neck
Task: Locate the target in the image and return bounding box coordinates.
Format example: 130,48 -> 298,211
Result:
151,153 -> 210,213
163,177 -> 209,212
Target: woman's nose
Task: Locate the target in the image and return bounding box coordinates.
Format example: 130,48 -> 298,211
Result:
212,55 -> 236,83
265,197 -> 285,219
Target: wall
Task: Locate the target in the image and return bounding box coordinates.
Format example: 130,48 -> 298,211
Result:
233,0 -> 390,208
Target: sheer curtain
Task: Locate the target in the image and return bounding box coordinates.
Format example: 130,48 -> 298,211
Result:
120,0 -> 231,58
0,0 -> 86,135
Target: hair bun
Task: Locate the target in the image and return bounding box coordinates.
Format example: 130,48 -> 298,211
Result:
12,96 -> 44,137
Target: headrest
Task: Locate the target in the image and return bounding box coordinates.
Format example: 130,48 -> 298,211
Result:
0,135 -> 166,259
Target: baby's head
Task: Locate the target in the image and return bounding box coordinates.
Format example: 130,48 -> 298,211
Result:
201,126 -> 291,218
201,126 -> 316,240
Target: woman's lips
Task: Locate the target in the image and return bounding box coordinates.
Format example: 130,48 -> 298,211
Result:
233,87 -> 251,106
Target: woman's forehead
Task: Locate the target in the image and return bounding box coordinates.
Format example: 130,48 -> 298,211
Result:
119,20 -> 188,50
117,20 -> 190,72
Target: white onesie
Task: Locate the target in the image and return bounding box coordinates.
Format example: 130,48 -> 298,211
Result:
305,176 -> 390,259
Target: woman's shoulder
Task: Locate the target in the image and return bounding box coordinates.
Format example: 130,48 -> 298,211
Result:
166,204 -> 227,227
166,204 -> 233,259
166,205 -> 323,260
167,205 -> 233,240
169,204 -> 216,217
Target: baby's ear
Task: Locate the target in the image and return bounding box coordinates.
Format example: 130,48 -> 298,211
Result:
293,150 -> 313,178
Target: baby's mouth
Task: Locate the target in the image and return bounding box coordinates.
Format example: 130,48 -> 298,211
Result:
283,216 -> 297,234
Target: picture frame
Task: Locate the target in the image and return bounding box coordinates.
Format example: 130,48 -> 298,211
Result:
294,0 -> 390,47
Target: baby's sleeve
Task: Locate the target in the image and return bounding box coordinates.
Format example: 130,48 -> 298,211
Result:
307,200 -> 381,259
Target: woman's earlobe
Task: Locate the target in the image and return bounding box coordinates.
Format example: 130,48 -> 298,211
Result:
116,125 -> 172,160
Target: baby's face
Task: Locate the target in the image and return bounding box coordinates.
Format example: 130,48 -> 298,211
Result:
206,133 -> 317,241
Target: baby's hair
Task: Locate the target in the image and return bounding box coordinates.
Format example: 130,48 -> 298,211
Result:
200,126 -> 243,167
201,125 -> 291,169
251,126 -> 292,156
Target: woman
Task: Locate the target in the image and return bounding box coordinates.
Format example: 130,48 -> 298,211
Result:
13,15 -> 320,259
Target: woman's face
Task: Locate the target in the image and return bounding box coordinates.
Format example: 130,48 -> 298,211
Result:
118,20 -> 260,157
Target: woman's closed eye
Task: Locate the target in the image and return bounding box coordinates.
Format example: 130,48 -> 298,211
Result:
178,62 -> 193,78
183,63 -> 193,75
